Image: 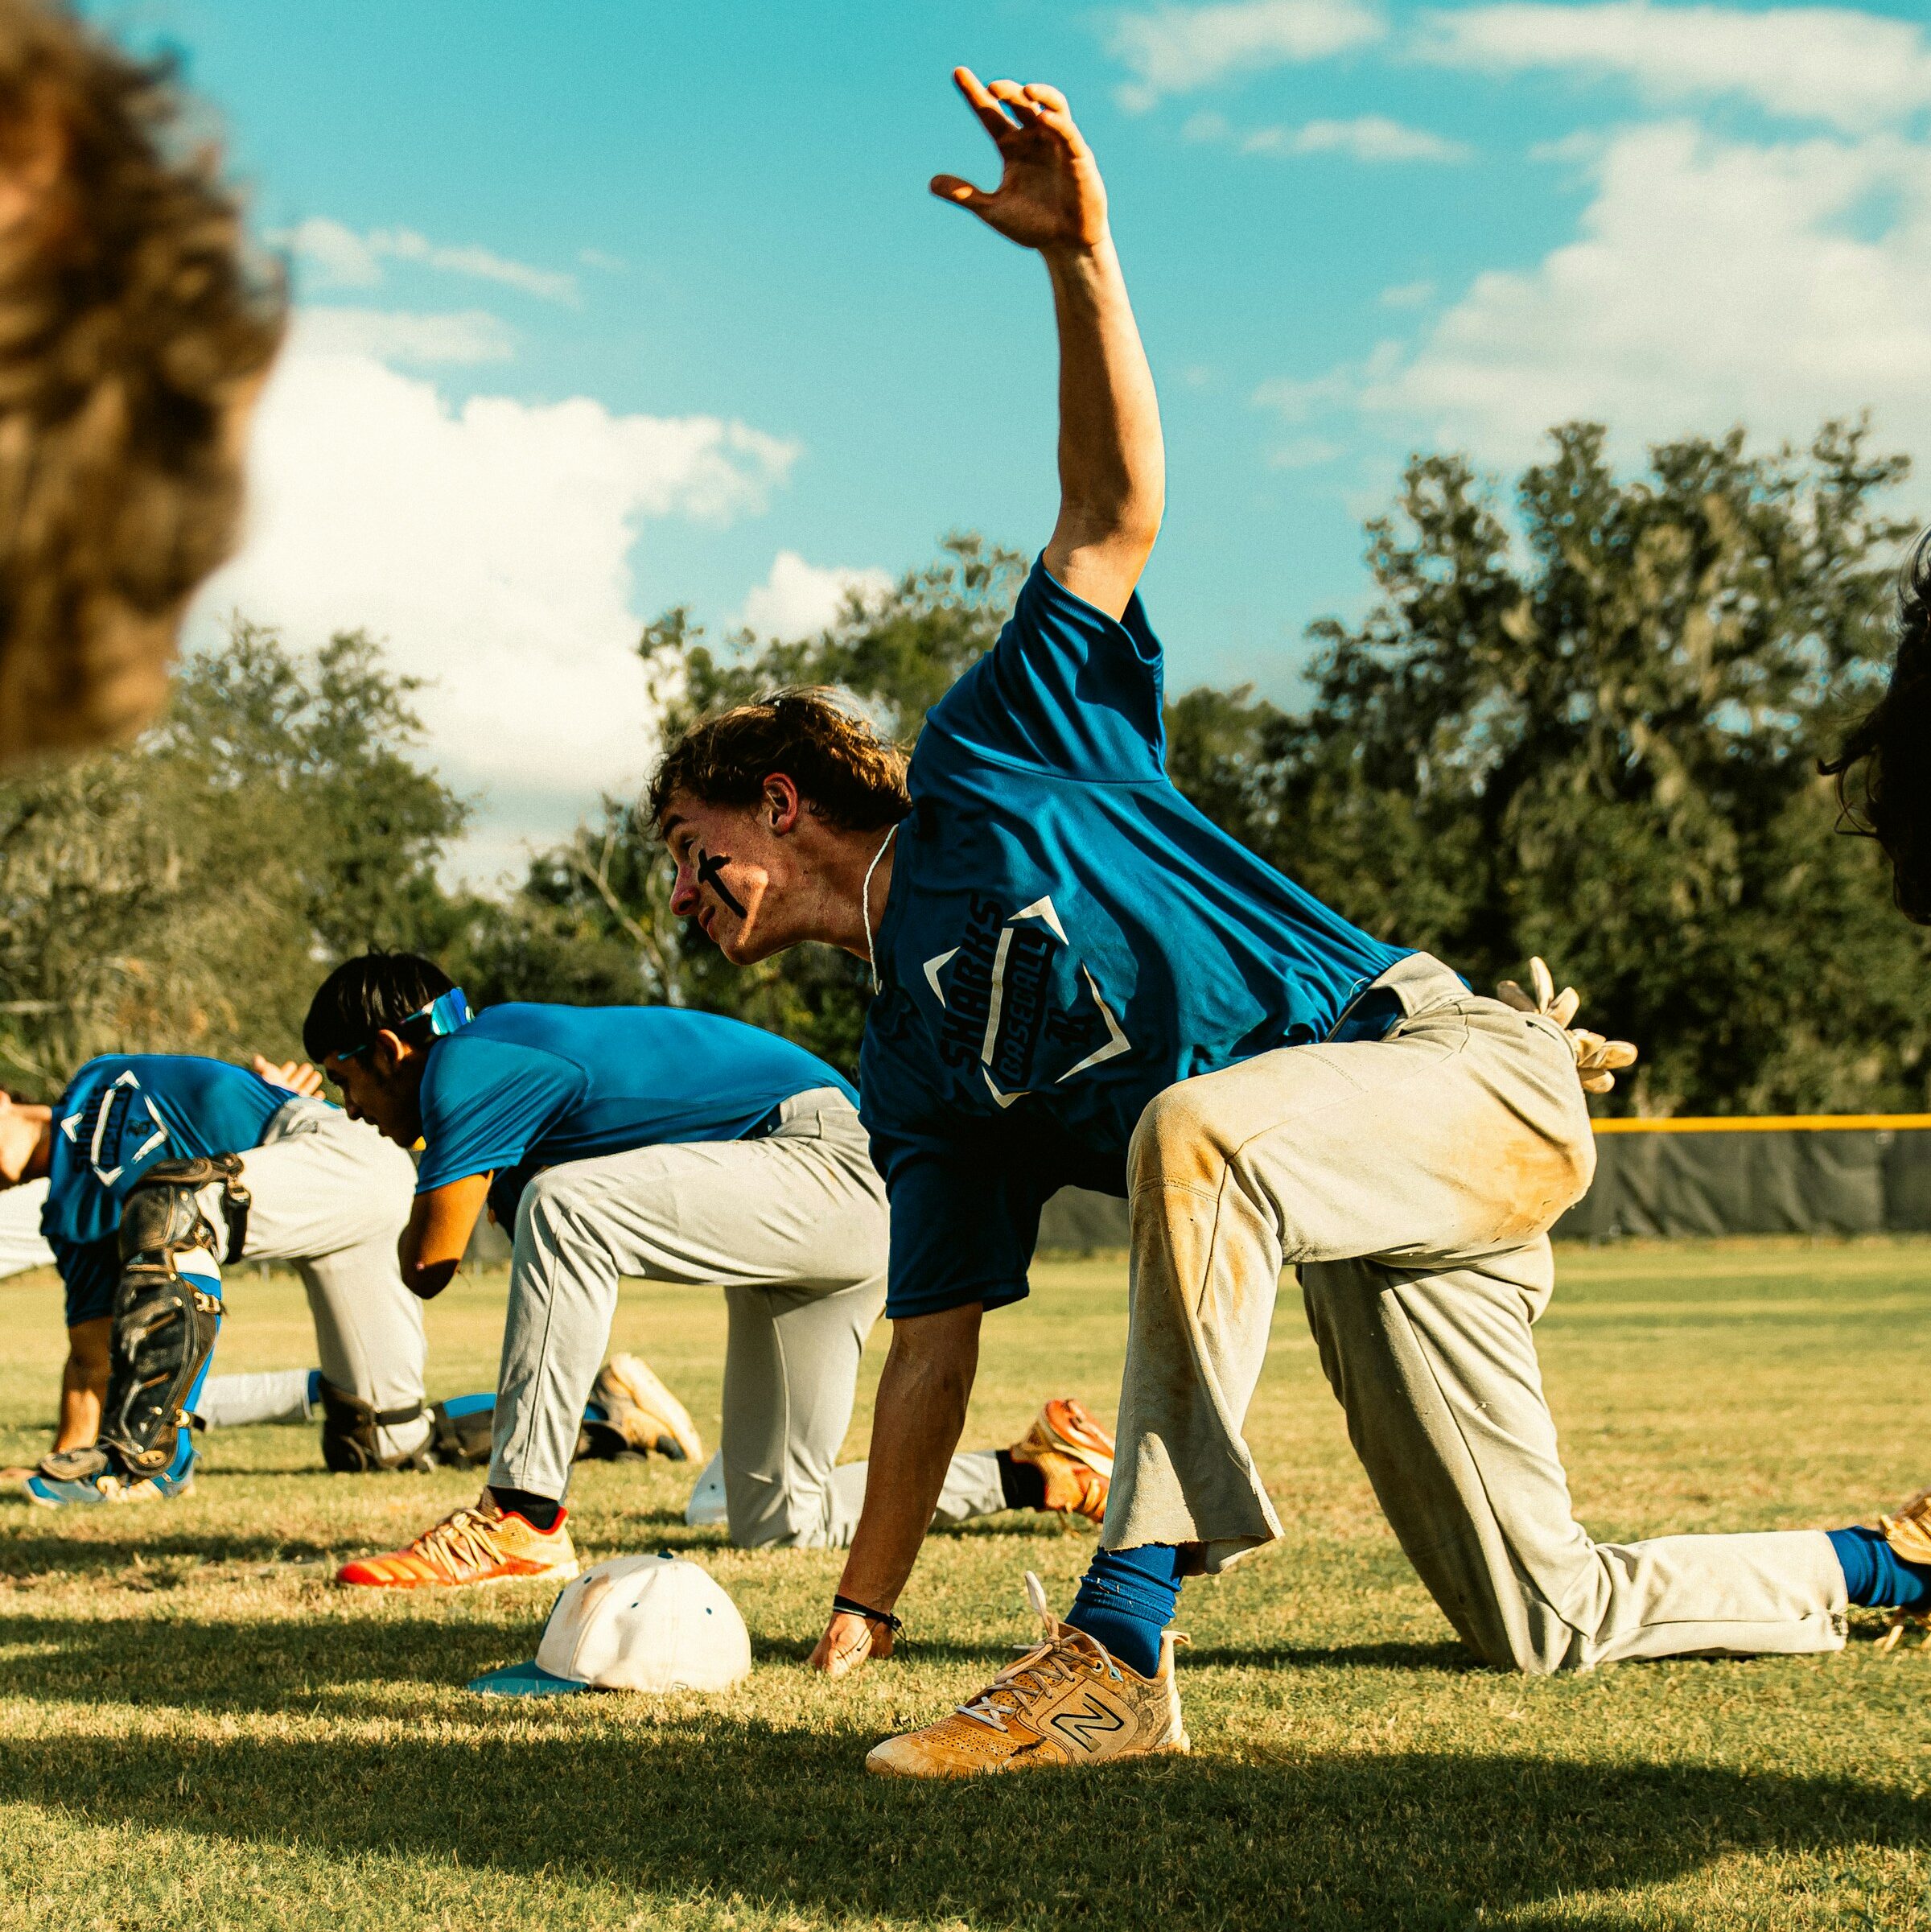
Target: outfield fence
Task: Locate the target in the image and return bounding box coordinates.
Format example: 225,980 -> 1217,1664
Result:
1035,1115 -> 1931,1250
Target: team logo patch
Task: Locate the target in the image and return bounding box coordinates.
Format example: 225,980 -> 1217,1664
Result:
923,894 -> 1130,1107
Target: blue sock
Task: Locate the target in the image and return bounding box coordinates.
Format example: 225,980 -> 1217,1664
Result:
1827,1526 -> 1931,1611
1064,1544 -> 1185,1676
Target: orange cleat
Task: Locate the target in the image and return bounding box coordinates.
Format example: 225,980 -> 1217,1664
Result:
1007,1397 -> 1114,1525
336,1500 -> 579,1589
1019,1397 -> 1114,1479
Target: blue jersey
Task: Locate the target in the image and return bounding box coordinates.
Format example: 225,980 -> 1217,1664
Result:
860,561 -> 1411,1319
414,1003 -> 858,1226
45,1055 -> 290,1324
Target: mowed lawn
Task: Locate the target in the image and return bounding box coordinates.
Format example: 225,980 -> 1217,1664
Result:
0,1240 -> 1925,1932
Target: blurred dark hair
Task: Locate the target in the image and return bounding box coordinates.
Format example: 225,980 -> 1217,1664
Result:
303,951 -> 453,1063
0,0 -> 286,768
647,686 -> 909,833
1822,528 -> 1931,923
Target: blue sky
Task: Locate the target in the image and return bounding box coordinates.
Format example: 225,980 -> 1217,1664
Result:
89,0 -> 1931,880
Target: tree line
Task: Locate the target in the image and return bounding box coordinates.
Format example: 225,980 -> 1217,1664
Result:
1,416 -> 1921,1117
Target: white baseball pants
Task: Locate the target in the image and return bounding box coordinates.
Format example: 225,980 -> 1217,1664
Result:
489,1087 -> 1005,1547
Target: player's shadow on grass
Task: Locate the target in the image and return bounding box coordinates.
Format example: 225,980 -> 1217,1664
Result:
0,1527 -> 344,1573
0,1605 -> 1489,1705
0,1695 -> 1920,1930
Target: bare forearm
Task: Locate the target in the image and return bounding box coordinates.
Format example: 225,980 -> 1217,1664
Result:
834,1316 -> 980,1611
1042,236 -> 1163,615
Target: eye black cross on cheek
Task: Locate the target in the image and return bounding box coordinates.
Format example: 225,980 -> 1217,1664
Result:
695,847 -> 748,919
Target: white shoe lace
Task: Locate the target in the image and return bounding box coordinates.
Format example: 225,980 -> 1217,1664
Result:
956,1572 -> 1122,1734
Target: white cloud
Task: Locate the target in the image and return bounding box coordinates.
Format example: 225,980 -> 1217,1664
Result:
278,217 -> 579,304
1415,3 -> 1931,134
368,228 -> 579,304
295,307 -> 516,365
192,331 -> 798,822
1109,0 -> 1385,108
740,551 -> 892,639
1258,121 -> 1931,472
276,216 -> 381,288
1243,114 -> 1471,162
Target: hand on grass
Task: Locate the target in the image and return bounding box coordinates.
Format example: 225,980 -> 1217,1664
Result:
808,1608 -> 893,1676
930,68 -> 1105,256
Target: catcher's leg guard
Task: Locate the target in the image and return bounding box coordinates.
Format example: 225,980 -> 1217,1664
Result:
428,1393 -> 497,1468
318,1380 -> 433,1473
85,1158 -> 237,1480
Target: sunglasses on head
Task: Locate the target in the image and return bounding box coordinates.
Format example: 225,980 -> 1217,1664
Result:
337,987 -> 471,1065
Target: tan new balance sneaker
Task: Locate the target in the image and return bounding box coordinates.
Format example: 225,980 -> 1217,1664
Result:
587,1353 -> 703,1462
866,1573 -> 1188,1778
336,1500 -> 579,1589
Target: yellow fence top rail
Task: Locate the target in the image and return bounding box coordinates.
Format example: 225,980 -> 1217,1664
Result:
1592,1114 -> 1931,1135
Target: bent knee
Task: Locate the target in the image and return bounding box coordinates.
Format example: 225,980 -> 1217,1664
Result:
513,1166 -> 595,1241
725,1464 -> 841,1551
1128,1082 -> 1239,1198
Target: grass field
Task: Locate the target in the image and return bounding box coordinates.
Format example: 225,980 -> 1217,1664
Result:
0,1239 -> 1925,1931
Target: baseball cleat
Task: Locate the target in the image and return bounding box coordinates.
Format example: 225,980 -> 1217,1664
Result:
335,1501 -> 578,1589
23,1453 -> 196,1506
866,1572 -> 1188,1778
1880,1489 -> 1931,1567
584,1353 -> 702,1462
1875,1489 -> 1931,1654
1017,1397 -> 1114,1480
1007,1402 -> 1112,1525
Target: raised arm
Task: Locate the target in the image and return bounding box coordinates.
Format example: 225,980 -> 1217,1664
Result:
933,68 -> 1163,620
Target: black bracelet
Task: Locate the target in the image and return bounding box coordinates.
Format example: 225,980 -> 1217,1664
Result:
832,1592 -> 904,1634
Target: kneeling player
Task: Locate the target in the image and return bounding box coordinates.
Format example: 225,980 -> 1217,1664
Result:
653,70 -> 1931,1769
0,1053 -> 430,1501
307,954 -> 1112,1591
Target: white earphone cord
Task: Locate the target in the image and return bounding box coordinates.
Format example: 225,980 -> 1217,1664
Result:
862,824 -> 898,995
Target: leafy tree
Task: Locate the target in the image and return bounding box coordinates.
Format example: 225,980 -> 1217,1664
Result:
476,536 -> 1029,1074
1178,420 -> 1930,1114
0,622 -> 470,1091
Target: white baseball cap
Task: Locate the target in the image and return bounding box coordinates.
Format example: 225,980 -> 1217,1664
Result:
469,1554 -> 751,1696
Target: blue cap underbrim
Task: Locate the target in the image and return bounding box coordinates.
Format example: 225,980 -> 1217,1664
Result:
467,1660 -> 590,1696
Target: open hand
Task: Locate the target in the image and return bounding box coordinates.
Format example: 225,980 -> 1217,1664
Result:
253,1053 -> 323,1098
930,68 -> 1106,254
807,1608 -> 894,1677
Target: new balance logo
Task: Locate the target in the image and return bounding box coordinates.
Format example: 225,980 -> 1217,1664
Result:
1050,1696 -> 1126,1753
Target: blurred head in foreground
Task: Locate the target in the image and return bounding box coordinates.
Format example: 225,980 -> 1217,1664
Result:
1824,529 -> 1931,923
0,0 -> 284,770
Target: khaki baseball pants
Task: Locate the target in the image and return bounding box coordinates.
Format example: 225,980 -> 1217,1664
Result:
1105,953 -> 1846,1672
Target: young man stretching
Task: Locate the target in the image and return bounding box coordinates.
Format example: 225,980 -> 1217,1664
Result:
0,1052 -> 430,1502
652,68 -> 1931,1767
307,954 -> 1114,1589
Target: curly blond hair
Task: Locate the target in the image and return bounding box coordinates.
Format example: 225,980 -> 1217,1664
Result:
0,0 -> 286,767
648,688 -> 910,833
